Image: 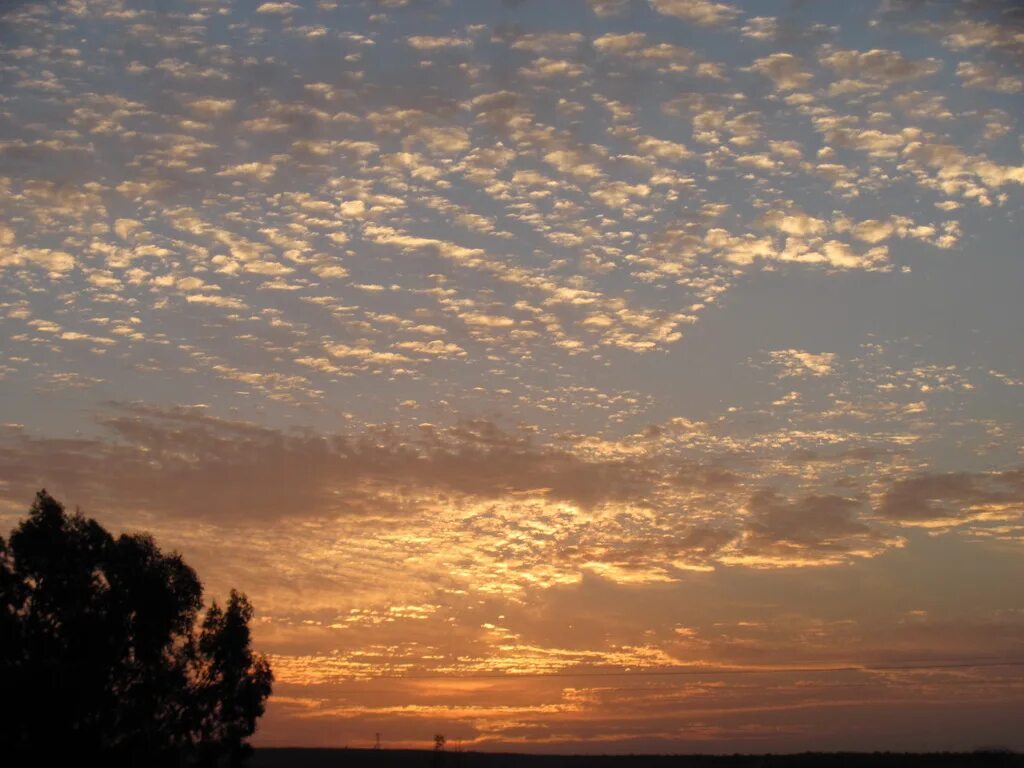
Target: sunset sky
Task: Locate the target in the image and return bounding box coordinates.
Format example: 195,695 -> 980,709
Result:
2,0 -> 1024,754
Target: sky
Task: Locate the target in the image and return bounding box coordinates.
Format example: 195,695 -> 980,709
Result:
1,0 -> 1024,754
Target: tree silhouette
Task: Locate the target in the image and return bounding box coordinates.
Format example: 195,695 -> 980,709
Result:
0,490 -> 273,767
194,591 -> 274,767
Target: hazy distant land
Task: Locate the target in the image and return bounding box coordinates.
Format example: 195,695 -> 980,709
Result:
252,748 -> 1023,768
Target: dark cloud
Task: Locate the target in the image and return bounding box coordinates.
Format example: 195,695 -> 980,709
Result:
0,405 -> 937,568
877,469 -> 1024,523
733,490 -> 894,564
0,403 -> 658,523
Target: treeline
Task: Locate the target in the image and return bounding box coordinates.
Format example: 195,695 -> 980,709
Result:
0,491 -> 273,767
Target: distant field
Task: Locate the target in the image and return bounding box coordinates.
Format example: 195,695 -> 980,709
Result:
251,748 -> 1024,768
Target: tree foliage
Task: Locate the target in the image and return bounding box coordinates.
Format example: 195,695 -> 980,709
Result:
0,490 -> 273,766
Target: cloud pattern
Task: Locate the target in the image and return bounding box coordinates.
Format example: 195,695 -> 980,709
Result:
1,0 -> 1023,753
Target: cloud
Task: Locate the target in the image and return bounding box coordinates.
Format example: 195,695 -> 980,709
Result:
956,61 -> 1024,93
923,17 -> 1024,55
820,47 -> 942,84
877,469 -> 1024,526
587,0 -> 630,16
0,406 -> 657,524
649,0 -> 739,27
393,340 -> 466,358
820,126 -> 907,158
185,294 -> 246,309
256,2 -> 300,15
187,98 -> 237,117
593,32 -> 647,55
761,210 -> 828,237
406,35 -> 472,50
216,162 -> 277,181
508,32 -> 584,54
704,228 -> 890,271
518,57 -> 586,79
748,53 -> 814,91
0,0 -> 1016,587
769,349 -> 836,377
741,16 -> 777,40
0,247 -> 76,275
593,34 -> 696,71
726,490 -> 897,567
0,404 -> 937,577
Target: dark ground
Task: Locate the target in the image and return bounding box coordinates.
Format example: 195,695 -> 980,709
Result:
251,748 -> 1023,768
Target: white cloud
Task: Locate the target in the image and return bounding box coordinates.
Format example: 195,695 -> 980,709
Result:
187,98 -> 236,117
956,61 -> 1024,93
406,36 -> 472,50
821,47 -> 941,84
649,0 -> 739,26
748,53 -> 814,91
769,349 -> 836,377
256,2 -> 300,14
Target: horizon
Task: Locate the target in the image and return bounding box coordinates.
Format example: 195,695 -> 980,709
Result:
1,0 -> 1023,756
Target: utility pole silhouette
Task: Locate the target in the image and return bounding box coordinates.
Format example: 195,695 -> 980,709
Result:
374,732 -> 381,750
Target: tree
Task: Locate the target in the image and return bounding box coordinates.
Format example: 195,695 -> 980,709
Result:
0,491 -> 273,766
194,592 -> 274,768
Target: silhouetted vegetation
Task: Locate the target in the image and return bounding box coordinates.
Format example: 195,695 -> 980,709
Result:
0,490 -> 273,767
